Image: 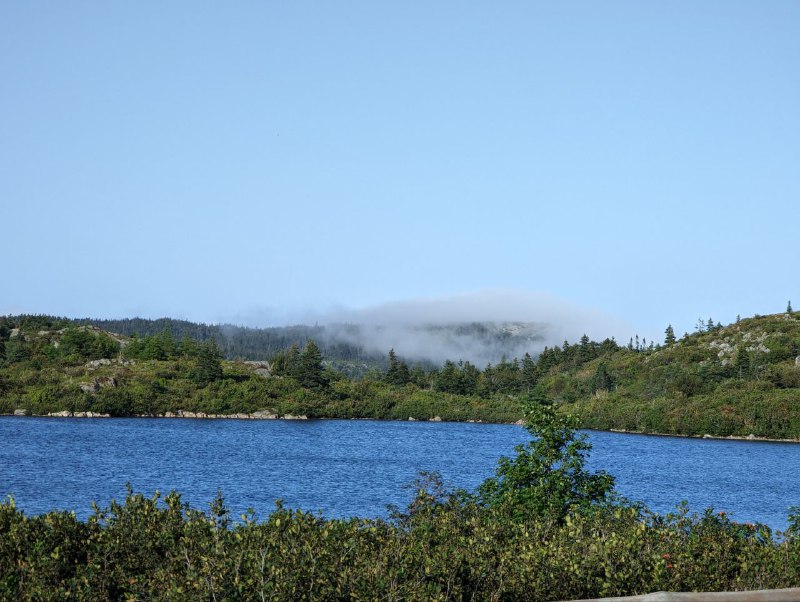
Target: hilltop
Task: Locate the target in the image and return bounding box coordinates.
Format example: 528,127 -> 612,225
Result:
551,312 -> 800,439
75,316 -> 547,374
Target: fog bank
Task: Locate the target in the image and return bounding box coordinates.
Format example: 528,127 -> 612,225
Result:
309,290 -> 633,365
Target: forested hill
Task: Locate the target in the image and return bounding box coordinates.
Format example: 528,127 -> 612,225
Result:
78,317 -> 372,364
554,311 -> 800,439
6,316 -> 547,372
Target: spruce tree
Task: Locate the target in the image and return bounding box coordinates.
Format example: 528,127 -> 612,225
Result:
386,348 -> 410,386
190,340 -> 223,386
735,346 -> 751,380
521,352 -> 538,392
299,340 -> 327,390
664,324 -> 676,346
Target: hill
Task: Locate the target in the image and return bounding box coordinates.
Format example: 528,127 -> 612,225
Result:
1,311 -> 799,439
547,312 -> 800,439
71,316 -> 548,374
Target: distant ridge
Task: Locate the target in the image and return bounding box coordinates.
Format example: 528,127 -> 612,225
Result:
77,317 -> 548,368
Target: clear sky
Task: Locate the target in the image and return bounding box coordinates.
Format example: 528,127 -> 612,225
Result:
2,1 -> 798,343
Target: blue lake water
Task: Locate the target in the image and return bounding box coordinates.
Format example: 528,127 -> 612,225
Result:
1,417 -> 798,531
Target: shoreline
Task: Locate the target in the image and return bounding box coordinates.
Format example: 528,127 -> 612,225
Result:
1,410 -> 525,426
3,411 -> 799,441
593,427 -> 800,445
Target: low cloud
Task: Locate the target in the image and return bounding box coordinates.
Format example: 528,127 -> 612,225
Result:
306,290 -> 633,365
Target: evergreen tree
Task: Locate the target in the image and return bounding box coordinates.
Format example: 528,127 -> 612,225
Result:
180,334 -> 198,358
285,343 -> 302,378
434,360 -> 460,394
190,340 -> 223,386
664,324 -> 676,346
298,340 -> 328,390
386,349 -> 411,386
788,300 -> 794,314
577,334 -> 594,364
734,346 -> 751,380
521,353 -> 538,392
590,362 -> 614,393
459,361 -> 481,396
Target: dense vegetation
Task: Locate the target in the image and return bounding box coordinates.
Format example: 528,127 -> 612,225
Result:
2,309 -> 800,438
561,312 -> 800,439
2,403 -> 799,600
0,315 -> 523,423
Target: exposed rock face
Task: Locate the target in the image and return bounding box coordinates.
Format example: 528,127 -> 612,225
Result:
79,377 -> 118,393
13,409 -> 27,416
85,358 -> 112,368
44,410 -> 111,418
796,355 -> 800,367
163,410 -> 284,420
243,361 -> 272,378
252,410 -> 278,419
85,358 -> 135,368
429,416 -> 442,422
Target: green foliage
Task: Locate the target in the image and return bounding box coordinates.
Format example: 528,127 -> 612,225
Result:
385,348 -> 411,386
434,360 -> 481,395
665,324 -> 676,346
564,313 -> 800,439
124,330 -> 180,361
189,339 -> 224,387
478,403 -> 615,521
1,484 -> 799,599
298,340 -> 328,391
57,327 -> 120,363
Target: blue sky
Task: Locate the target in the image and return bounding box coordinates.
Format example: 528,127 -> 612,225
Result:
2,1 -> 798,343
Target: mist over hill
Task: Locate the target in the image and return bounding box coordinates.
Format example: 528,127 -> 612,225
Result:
79,292 -> 630,366
77,317 -> 548,367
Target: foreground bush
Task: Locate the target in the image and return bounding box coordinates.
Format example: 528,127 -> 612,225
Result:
2,490 -> 799,601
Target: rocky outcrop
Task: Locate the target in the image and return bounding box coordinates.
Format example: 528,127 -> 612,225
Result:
162,410 -> 289,420
252,410 -> 278,419
85,358 -> 112,368
243,361 -> 272,377
44,411 -> 111,418
85,358 -> 135,369
78,377 -> 117,393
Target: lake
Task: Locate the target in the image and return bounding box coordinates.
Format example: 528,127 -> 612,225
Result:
1,417 -> 798,531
